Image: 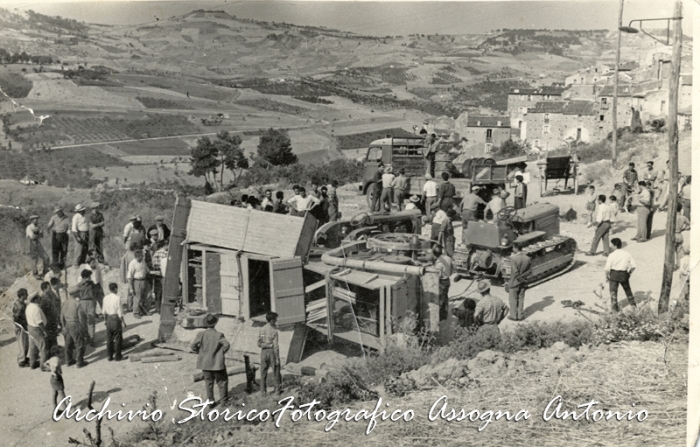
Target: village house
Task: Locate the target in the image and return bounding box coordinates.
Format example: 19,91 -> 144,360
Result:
455,115 -> 511,155
507,86 -> 565,135
523,100 -> 609,152
564,64 -> 612,86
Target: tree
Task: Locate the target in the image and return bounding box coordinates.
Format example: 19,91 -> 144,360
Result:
188,136 -> 220,190
188,132 -> 249,191
257,127 -> 297,166
214,131 -> 248,188
495,139 -> 524,158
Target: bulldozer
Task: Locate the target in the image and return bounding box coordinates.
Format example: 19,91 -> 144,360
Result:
452,203 -> 577,288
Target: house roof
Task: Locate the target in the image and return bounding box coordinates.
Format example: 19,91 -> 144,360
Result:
466,116 -> 510,127
529,100 -> 598,116
508,86 -> 565,96
598,80 -> 662,98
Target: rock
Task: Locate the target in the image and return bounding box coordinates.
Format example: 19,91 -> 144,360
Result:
476,350 -> 503,363
215,433 -> 225,443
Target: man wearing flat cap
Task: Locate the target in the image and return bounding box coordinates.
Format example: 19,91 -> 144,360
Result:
89,202 -> 105,264
148,215 -> 171,243
473,280 -> 509,334
190,314 -> 230,405
26,215 -> 50,277
71,204 -> 90,267
47,207 -> 70,266
68,269 -> 99,346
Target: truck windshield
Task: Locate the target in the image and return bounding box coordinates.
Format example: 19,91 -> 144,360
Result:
367,146 -> 382,162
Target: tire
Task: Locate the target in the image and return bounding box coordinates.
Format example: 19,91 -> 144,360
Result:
366,183 -> 376,210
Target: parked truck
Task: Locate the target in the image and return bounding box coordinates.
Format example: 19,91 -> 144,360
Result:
359,135 -> 525,210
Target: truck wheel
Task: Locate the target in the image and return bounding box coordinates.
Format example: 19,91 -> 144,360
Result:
366,183 -> 376,210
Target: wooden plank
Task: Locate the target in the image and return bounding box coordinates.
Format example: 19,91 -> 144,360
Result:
205,252 -> 222,314
305,279 -> 326,294
294,212 -> 318,260
379,287 -> 385,352
285,323 -> 308,365
192,366 -> 246,383
270,258 -> 306,325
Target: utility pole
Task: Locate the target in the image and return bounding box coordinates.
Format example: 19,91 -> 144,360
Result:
611,0 -> 624,169
658,0 -> 682,314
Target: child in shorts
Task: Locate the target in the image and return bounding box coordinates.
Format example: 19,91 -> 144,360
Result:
48,357 -> 66,416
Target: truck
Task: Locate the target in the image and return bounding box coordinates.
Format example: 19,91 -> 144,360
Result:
359,136 -> 525,210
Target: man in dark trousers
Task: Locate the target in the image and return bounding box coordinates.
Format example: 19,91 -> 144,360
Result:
47,207 -> 70,266
191,314 -> 230,405
605,238 -> 637,312
587,195 -> 612,256
25,292 -> 50,371
103,283 -> 127,361
508,244 -> 532,321
39,281 -> 61,353
258,311 -> 281,395
437,172 -> 456,212
513,175 -> 527,210
633,181 -> 653,242
460,186 -> 486,245
61,291 -> 88,368
71,204 -> 90,268
89,202 -> 106,264
432,245 -> 453,321
68,269 -> 98,346
13,288 -> 29,368
370,166 -> 384,212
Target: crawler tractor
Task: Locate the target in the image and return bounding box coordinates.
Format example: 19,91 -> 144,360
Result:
453,203 -> 577,288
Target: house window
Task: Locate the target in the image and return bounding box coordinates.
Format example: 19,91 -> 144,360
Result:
661,100 -> 666,112
544,113 -> 549,123
543,125 -> 550,134
528,95 -> 532,101
518,120 -> 522,129
485,143 -> 493,152
600,115 -> 604,121
486,129 -> 493,140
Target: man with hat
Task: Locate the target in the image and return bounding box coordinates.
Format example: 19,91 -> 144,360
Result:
88,202 -> 105,264
473,280 -> 509,334
26,215 -> 50,277
190,313 -> 230,404
430,201 -> 449,246
125,216 -> 147,250
68,269 -> 99,346
148,215 -> 171,243
422,173 -> 438,221
25,292 -> 50,370
71,204 -> 90,267
508,243 -> 532,321
459,186 -> 487,245
405,194 -> 421,211
47,207 -> 70,266
379,165 -> 395,212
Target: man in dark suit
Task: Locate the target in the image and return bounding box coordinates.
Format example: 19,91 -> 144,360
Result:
514,175 -> 528,210
508,244 -> 532,321
437,172 -> 456,212
190,314 -> 230,405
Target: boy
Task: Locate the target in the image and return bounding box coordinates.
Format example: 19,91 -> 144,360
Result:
48,357 -> 66,416
258,311 -> 281,395
190,314 -> 230,405
609,195 -> 619,224
13,289 -> 29,368
585,185 -> 596,227
103,283 -> 127,361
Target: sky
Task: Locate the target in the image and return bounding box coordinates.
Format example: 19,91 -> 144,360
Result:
0,0 -> 688,37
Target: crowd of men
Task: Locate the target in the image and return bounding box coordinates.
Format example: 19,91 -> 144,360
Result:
230,181 -> 340,225
16,207 -> 171,376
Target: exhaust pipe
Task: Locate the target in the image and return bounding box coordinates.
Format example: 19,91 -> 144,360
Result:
321,241 -> 429,276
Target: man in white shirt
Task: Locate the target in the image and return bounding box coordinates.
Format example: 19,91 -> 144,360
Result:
123,216 -> 137,244
287,187 -> 320,215
71,204 -> 90,267
25,292 -> 50,370
422,174 -> 438,221
103,283 -> 127,361
261,189 -> 273,211
587,195 -> 613,256
380,165 -> 395,212
430,202 -> 448,244
605,238 -> 637,312
127,250 -> 150,318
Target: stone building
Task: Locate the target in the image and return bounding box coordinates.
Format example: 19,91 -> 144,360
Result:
523,100 -> 610,152
507,86 -> 565,134
456,115 -> 511,155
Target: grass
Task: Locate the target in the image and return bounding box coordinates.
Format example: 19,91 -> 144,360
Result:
0,66 -> 33,98
237,98 -> 308,115
113,139 -> 192,156
0,147 -> 129,188
134,97 -> 193,109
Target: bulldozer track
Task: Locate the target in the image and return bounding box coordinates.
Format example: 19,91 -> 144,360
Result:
525,251 -> 577,289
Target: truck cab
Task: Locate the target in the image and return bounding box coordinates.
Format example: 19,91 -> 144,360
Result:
361,137 -> 426,196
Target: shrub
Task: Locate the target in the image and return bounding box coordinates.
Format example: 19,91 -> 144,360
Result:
238,158 -> 362,189
296,367 -> 378,410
